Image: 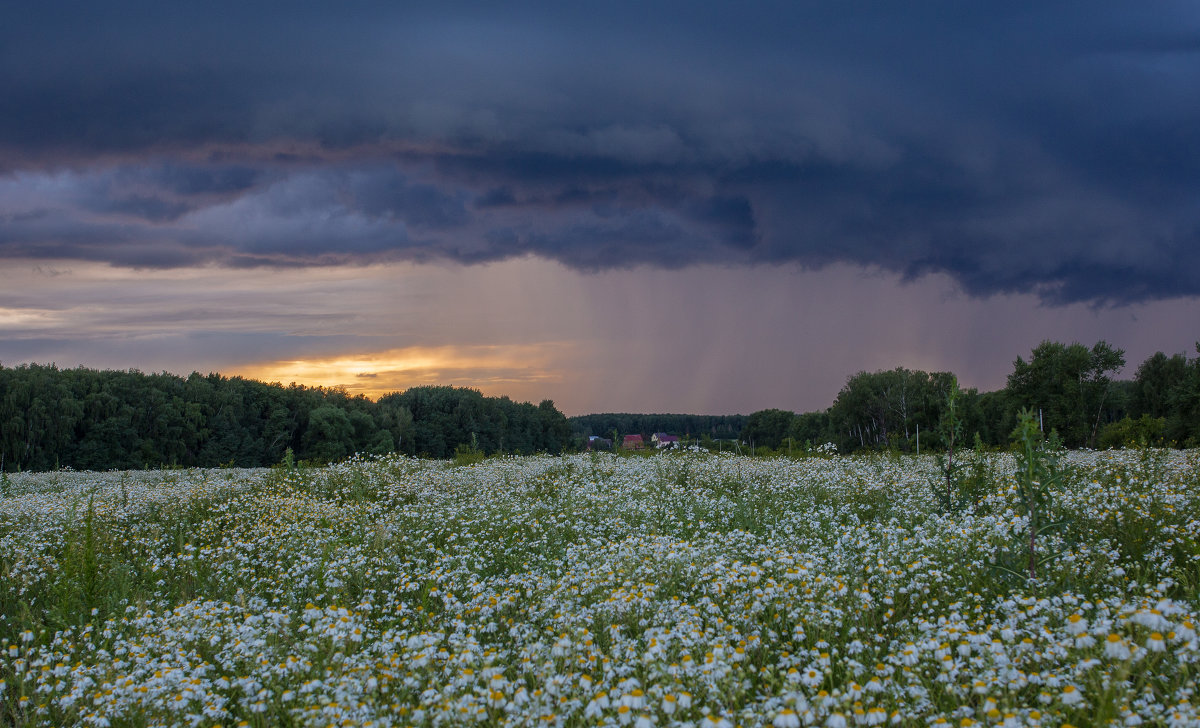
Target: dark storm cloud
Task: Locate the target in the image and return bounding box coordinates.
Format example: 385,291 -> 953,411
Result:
3,1 -> 1199,303
349,168 -> 469,228
133,165 -> 262,197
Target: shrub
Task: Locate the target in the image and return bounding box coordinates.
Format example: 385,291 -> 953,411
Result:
1098,415 -> 1166,449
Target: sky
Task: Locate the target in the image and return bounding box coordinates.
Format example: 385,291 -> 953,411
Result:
2,1 -> 1199,415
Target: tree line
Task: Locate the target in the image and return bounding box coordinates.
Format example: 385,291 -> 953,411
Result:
0,365 -> 572,471
4,339 -> 1198,471
741,340 -> 1200,454
569,413 -> 746,444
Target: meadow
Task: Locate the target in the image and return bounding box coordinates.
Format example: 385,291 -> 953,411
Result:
1,448 -> 1198,727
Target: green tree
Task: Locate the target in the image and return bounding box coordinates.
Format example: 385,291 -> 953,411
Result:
829,368 -> 957,452
1164,343 -> 1200,446
742,409 -> 798,450
536,400 -> 572,453
301,406 -> 354,463
788,411 -> 832,449
1132,351 -> 1189,419
1006,340 -> 1126,448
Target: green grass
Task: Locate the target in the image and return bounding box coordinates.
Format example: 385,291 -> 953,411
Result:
1,450 -> 1198,726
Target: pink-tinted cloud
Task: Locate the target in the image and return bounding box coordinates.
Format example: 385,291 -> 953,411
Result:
4,258 -> 1198,414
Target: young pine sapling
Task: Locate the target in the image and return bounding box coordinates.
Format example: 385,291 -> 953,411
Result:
1009,409 -> 1069,580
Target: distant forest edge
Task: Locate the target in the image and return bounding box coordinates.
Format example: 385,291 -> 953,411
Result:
569,414 -> 747,442
2,338 -> 1199,471
577,340 -> 1200,453
0,369 -> 572,471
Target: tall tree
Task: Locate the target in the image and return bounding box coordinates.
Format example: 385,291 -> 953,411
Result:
1132,351 -> 1189,419
829,368 -> 957,451
1006,340 -> 1126,448
742,409 -> 798,450
1163,344 -> 1200,447
302,406 -> 355,463
789,411 -> 833,448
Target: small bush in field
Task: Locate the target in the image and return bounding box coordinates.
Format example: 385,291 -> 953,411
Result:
1099,414 -> 1167,449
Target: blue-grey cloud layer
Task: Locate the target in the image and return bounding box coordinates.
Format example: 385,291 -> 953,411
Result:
2,1 -> 1199,303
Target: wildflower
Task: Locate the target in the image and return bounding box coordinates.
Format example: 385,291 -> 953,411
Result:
826,713 -> 848,728
1146,633 -> 1166,652
1168,712 -> 1193,728
774,709 -> 801,728
1132,610 -> 1170,631
1175,621 -> 1196,643
661,694 -> 677,715
585,692 -> 610,719
1060,686 -> 1083,705
1105,634 -> 1131,660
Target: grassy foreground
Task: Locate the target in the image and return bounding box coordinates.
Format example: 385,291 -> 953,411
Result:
1,449 -> 1199,727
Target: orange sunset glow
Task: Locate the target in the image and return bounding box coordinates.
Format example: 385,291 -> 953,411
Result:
236,344 -> 569,400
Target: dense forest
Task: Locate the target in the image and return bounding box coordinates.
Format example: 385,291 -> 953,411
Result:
0,366 -> 571,471
741,340 -> 1200,454
3,339 -> 1198,471
574,340 -> 1200,455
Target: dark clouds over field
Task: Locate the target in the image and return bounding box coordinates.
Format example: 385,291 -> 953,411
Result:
3,1 -> 1199,304
3,2 -> 1200,413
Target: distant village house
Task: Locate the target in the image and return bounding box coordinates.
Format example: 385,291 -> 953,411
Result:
652,433 -> 680,449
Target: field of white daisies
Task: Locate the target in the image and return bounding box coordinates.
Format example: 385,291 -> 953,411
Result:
2,448 -> 1199,728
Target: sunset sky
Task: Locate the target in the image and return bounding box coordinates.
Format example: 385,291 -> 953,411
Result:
3,2 -> 1199,415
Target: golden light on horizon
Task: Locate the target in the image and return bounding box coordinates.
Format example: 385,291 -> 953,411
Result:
235,343 -> 571,400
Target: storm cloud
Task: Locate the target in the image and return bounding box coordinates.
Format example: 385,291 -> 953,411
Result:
3,1 -> 1199,304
